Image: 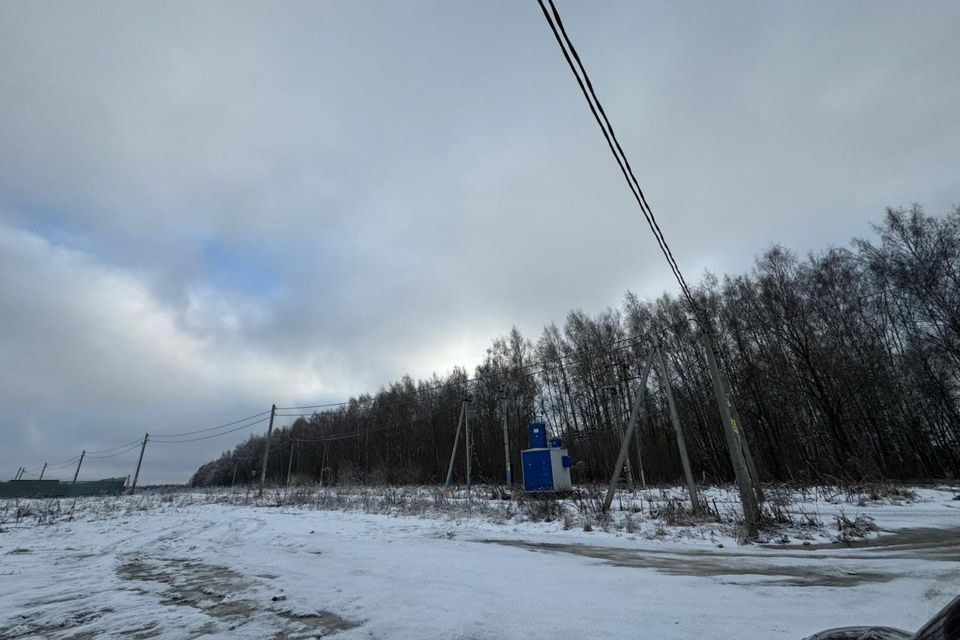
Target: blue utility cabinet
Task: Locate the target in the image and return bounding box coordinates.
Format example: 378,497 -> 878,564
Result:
521,423 -> 573,492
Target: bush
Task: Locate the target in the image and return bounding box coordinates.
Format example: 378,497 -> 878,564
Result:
867,484 -> 918,502
834,511 -> 877,543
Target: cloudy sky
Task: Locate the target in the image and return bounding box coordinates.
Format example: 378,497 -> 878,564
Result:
1,1 -> 957,483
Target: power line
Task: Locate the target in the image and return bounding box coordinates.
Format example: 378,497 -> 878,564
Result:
86,442 -> 143,459
283,403 -> 461,445
47,457 -> 83,469
535,0 -> 698,315
151,409 -> 273,438
17,280 -> 897,470
150,415 -> 272,444
275,317 -> 692,415
85,438 -> 146,455
47,454 -> 81,467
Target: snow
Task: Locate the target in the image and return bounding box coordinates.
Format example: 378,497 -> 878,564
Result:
1,485 -> 958,639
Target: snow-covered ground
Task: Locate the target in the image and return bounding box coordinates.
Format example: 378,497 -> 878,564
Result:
1,484 -> 958,639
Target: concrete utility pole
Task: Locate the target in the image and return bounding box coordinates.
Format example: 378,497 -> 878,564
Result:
130,433 -> 149,495
608,386 -> 635,486
464,398 -> 473,488
286,440 -> 296,485
618,358 -> 646,487
603,355 -> 654,511
319,444 -> 328,487
701,332 -> 760,538
39,462 -> 47,480
444,402 -> 466,487
656,348 -> 701,512
258,404 -> 277,497
73,451 -> 85,483
721,371 -> 764,505
501,396 -> 512,485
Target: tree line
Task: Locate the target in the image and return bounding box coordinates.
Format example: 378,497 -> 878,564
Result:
192,205 -> 959,487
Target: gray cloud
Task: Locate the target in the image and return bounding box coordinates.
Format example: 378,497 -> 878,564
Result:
1,0 -> 957,482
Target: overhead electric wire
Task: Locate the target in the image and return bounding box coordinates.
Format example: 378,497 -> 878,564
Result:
47,454 -> 82,467
151,409 -> 273,438
16,6 -> 921,475
48,457 -> 83,469
535,0 -> 698,316
150,415 -> 272,444
289,403 -> 460,445
275,316 -> 698,415
86,442 -> 143,459
85,437 -> 145,455
20,279 -> 894,470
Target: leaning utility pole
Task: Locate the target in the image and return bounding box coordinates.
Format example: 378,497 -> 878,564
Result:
656,348 -> 701,512
501,395 -> 512,485
444,402 -> 466,487
73,450 -> 85,483
130,433 -> 149,495
609,385 -> 632,487
603,355 -> 654,511
701,332 -> 759,538
39,462 -> 47,480
721,371 -> 764,505
286,440 -> 296,485
14,467 -> 23,480
258,404 -> 277,497
617,358 -> 646,487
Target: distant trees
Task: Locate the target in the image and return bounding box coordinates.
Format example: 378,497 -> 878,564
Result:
191,206 -> 960,487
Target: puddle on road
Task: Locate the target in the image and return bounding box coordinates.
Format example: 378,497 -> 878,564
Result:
781,527 -> 960,561
489,540 -> 891,586
486,528 -> 960,587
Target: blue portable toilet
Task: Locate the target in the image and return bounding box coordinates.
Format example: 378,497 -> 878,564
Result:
521,423 -> 572,492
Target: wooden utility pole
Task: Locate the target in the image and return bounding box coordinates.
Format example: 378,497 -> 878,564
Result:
608,386 -> 635,486
231,458 -> 239,488
286,439 -> 296,485
603,355 -> 654,511
444,402 -> 466,487
39,462 -> 47,480
501,396 -> 512,485
656,348 -> 701,512
701,332 -> 759,538
73,450 -> 85,483
258,404 -> 277,497
130,433 -> 149,495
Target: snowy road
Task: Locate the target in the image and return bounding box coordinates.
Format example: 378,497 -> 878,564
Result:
1,492 -> 958,639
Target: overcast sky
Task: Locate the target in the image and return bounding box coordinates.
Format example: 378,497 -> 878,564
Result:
1,1 -> 957,484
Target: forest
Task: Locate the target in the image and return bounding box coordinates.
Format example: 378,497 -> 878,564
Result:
191,205 -> 960,488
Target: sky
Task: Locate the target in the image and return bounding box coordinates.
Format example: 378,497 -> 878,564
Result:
1,0 -> 957,484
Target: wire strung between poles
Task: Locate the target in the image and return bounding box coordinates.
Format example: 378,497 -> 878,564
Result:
150,415 -> 272,444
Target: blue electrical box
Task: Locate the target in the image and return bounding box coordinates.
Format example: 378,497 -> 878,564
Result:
528,423 -> 547,449
522,449 -> 553,491
521,423 -> 573,493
